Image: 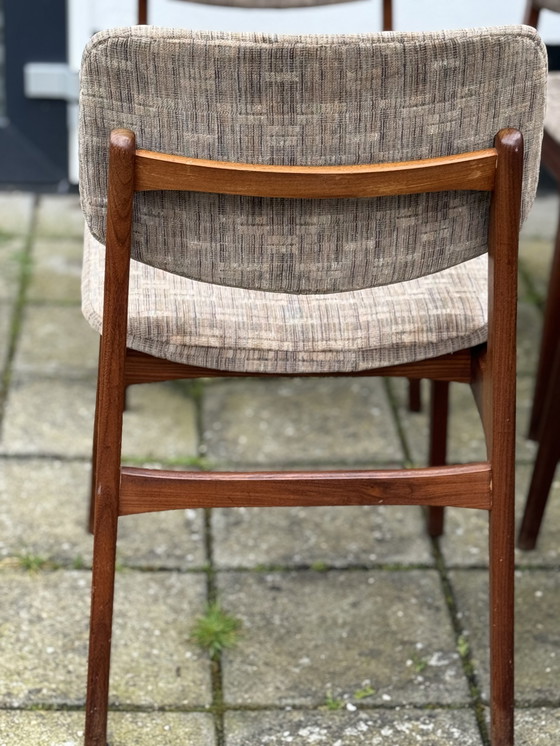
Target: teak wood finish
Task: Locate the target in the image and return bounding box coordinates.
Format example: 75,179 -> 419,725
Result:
84,126 -> 523,746
518,1 -> 560,550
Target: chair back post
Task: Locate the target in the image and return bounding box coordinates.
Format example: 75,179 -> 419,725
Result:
84,129 -> 136,745
524,0 -> 541,25
486,127 -> 523,746
138,0 -> 148,23
382,0 -> 393,30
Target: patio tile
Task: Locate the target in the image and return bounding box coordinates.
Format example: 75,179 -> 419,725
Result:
389,376 -> 538,467
515,708 -> 560,745
13,305 -> 98,377
450,569 -> 560,704
0,378 -> 96,457
0,303 -> 12,368
219,570 -> 468,707
212,504 -> 433,569
27,236 -> 83,303
521,194 -> 557,244
34,195 -> 84,240
0,378 -> 198,461
517,299 -> 542,376
0,193 -> 35,237
0,235 -> 25,302
0,459 -> 206,570
202,377 -> 403,468
0,570 -> 211,708
439,463 -> 560,568
224,708 -> 483,745
0,711 -> 216,746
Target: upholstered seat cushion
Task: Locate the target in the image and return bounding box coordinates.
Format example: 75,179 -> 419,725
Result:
82,227 -> 487,374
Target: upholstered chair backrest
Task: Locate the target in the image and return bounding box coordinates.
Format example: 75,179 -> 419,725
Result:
79,26 -> 546,293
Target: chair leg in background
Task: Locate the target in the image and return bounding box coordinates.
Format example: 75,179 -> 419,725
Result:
528,209 -> 560,440
88,378 -> 101,535
519,344 -> 560,550
426,379 -> 449,537
408,378 -> 422,412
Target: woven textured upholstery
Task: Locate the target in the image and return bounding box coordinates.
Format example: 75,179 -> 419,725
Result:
82,226 -> 488,373
80,26 -> 546,294
80,26 -> 546,373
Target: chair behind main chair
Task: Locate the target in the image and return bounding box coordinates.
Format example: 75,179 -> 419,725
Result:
138,0 -> 392,17
79,25 -> 546,746
518,0 -> 560,549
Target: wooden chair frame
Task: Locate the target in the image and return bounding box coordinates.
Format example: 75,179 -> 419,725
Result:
517,0 -> 560,549
138,0 -> 393,27
85,127 -> 522,746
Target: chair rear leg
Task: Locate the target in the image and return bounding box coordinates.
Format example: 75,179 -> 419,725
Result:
85,501 -> 119,745
489,502 -> 515,746
427,380 -> 449,537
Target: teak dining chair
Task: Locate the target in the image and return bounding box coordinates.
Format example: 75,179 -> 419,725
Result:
79,26 -> 546,746
138,0 -> 392,18
518,0 -> 560,549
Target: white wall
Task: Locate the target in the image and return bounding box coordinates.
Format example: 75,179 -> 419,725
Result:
68,0 -> 560,69
67,0 -> 560,181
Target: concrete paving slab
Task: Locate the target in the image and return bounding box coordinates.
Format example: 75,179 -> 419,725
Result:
390,376 -> 538,467
27,236 -> 83,304
0,378 -> 96,457
0,303 -> 12,369
202,377 -> 403,468
122,382 -> 199,462
219,570 -> 468,707
519,237 -> 554,305
224,709 -> 483,745
439,463 -> 560,568
212,504 -> 433,569
34,195 -> 84,240
0,459 -> 206,569
0,570 -> 211,708
517,300 -> 542,376
450,569 -> 560,704
0,378 -> 198,461
0,710 -> 216,746
0,235 -> 25,302
515,708 -> 560,745
0,193 -> 34,237
521,194 -> 557,243
13,305 -> 98,377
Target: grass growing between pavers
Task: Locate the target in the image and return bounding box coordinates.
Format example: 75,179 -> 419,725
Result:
191,603 -> 242,660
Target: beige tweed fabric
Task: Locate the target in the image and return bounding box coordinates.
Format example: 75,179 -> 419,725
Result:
79,27 -> 546,373
79,26 -> 546,294
82,226 -> 488,373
